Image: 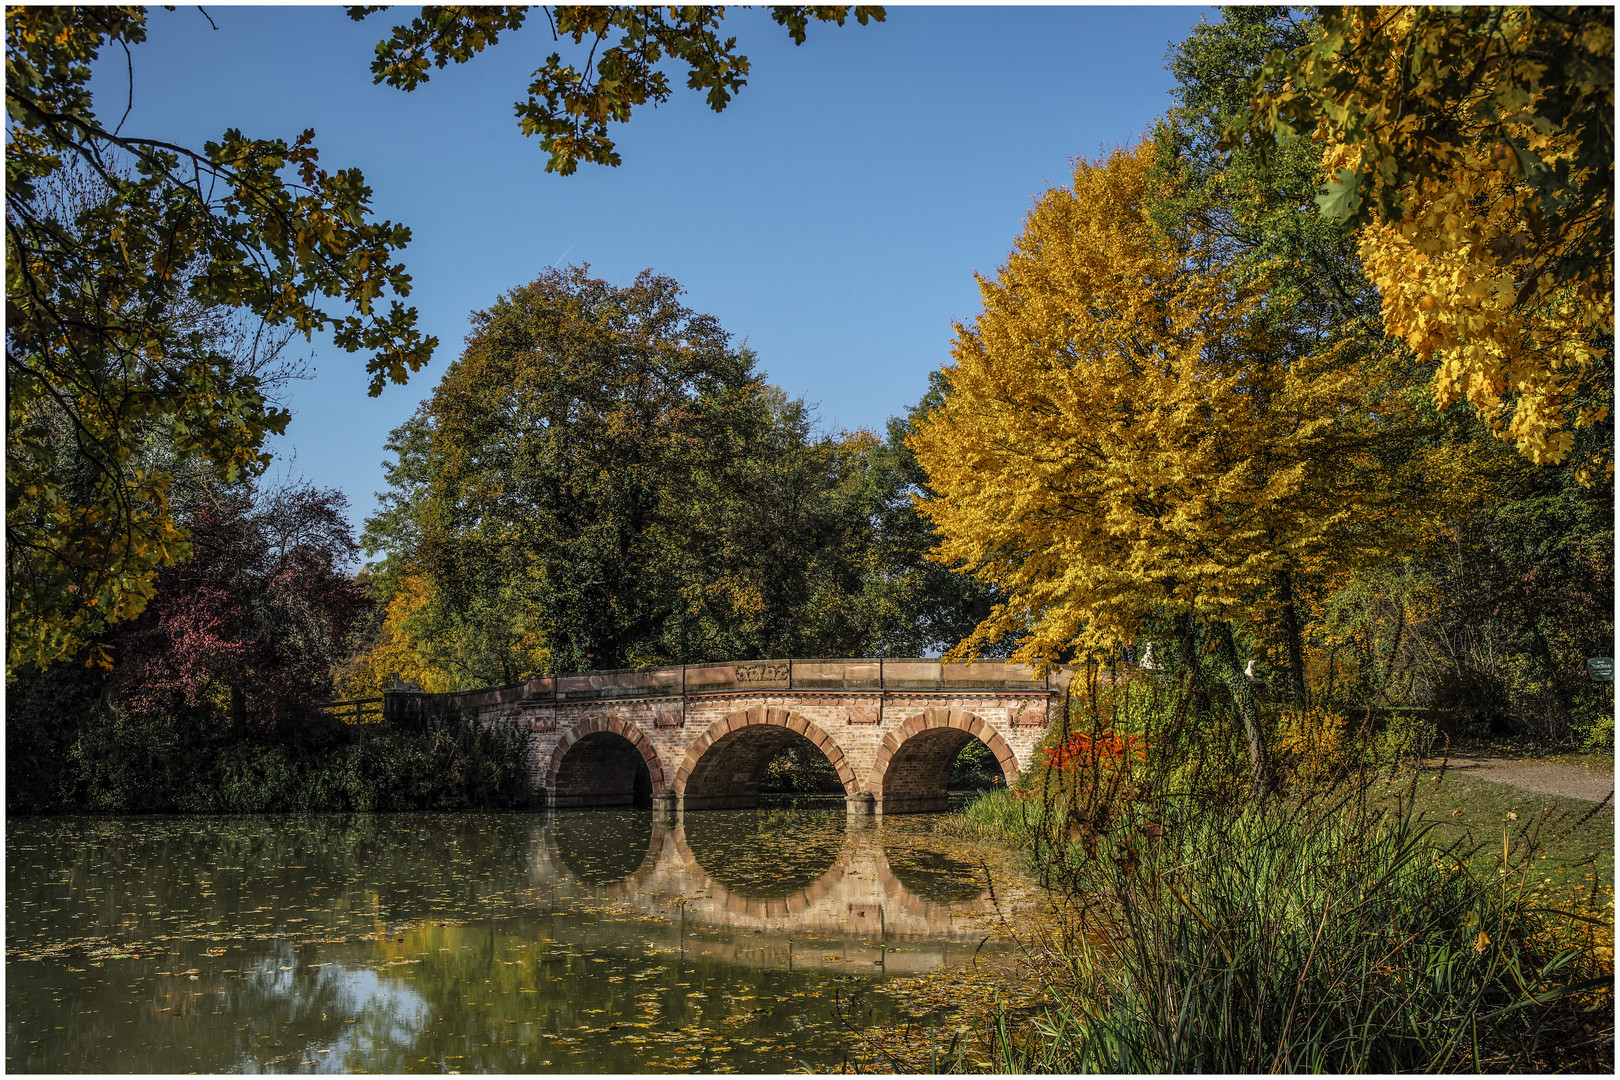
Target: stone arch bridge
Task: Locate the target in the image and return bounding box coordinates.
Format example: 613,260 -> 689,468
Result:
384,659 -> 1068,814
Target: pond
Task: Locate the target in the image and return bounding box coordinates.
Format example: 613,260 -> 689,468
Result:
6,803 -> 1044,1073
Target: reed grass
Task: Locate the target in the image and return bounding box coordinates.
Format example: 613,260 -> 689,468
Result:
958,665 -> 1614,1073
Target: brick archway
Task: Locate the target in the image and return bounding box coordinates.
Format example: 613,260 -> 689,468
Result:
871,707 -> 1018,814
544,715 -> 667,807
674,707 -> 858,809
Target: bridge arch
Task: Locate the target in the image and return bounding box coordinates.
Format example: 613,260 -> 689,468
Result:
674,708 -> 858,810
544,716 -> 667,808
871,708 -> 1018,814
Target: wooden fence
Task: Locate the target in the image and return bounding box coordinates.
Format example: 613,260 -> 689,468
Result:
317,697 -> 384,723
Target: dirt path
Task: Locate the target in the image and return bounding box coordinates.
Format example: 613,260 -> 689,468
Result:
1424,753 -> 1615,804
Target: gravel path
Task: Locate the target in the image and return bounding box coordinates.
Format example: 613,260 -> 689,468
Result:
1425,754 -> 1615,804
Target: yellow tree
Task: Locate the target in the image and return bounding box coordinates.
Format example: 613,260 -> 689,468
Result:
910,142 -> 1412,794
1235,6 -> 1613,475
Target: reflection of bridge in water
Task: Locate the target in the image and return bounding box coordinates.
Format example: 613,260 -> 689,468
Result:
527,810 -> 1030,971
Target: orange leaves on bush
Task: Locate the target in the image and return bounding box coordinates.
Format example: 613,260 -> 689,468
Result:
1043,729 -> 1146,774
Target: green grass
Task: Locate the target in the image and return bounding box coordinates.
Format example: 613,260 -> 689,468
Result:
1378,766 -> 1615,945
940,785 -> 1031,843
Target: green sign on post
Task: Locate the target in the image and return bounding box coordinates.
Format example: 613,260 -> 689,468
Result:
1586,657 -> 1613,682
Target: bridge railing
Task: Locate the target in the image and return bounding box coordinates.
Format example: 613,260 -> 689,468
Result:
383,658 -> 1061,722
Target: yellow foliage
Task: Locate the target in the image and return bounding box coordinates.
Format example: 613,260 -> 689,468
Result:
1263,6 -> 1615,475
910,143 -> 1411,667
1353,148 -> 1611,472
1273,708 -> 1347,785
335,574 -> 454,700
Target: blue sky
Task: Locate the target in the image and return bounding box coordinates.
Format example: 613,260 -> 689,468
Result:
91,4 -> 1214,542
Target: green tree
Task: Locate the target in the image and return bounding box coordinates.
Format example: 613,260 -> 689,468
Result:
362,267 -> 901,683
848,370 -> 1003,657
8,5 -> 881,676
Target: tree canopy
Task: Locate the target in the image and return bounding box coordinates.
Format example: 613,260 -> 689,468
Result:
909,140 -> 1430,791
356,268 -> 880,686
345,267 -> 998,693
348,5 -> 886,175
5,6 -> 432,674
6,4 -> 884,677
1228,6 -> 1614,471
911,143 -> 1404,665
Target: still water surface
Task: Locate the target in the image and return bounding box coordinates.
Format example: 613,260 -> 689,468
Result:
7,804 -> 1038,1072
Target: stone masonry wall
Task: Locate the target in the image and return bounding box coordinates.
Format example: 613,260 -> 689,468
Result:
450,684 -> 1054,814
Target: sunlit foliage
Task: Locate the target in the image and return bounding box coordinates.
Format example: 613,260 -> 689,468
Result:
1232,6 -> 1614,470
352,266 -> 968,686
349,5 -> 886,174
5,7 -> 434,674
910,142 -> 1404,667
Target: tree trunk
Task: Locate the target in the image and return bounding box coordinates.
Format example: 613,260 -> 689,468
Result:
1277,569 -> 1308,709
1175,612 -> 1209,728
1214,621 -> 1275,798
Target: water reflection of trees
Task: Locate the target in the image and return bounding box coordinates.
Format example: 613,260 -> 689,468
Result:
879,838 -> 991,904
680,808 -> 846,898
7,812 -> 1031,1072
232,938 -> 433,1072
10,814 -> 544,942
549,811 -> 655,885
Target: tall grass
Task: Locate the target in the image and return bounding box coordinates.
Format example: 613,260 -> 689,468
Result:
964,664 -> 1613,1073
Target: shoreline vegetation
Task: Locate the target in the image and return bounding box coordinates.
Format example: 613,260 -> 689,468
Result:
920,672 -> 1616,1074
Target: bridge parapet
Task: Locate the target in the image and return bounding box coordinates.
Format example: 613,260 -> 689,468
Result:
385,658 -> 1060,721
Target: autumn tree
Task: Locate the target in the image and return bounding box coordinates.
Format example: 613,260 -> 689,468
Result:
7,5 -> 880,677
5,6 -> 433,675
7,478 -> 371,808
910,143 -> 1414,794
107,481 -> 370,745
1155,6 -> 1416,707
348,5 -> 886,175
1230,6 -> 1614,473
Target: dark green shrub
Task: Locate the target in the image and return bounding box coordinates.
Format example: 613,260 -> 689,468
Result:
758,742 -> 844,793
8,694 -> 533,814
